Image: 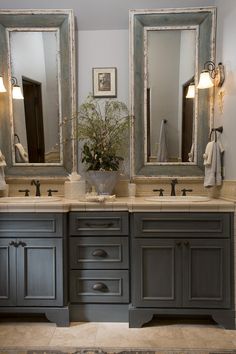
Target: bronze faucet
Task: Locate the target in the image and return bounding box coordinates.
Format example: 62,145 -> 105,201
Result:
170,179 -> 178,196
31,179 -> 41,196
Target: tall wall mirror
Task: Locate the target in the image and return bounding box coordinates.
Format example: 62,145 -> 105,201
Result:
0,9 -> 76,177
130,7 -> 216,177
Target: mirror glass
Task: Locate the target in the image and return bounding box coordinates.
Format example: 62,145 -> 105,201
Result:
146,29 -> 196,164
9,30 -> 62,164
130,8 -> 216,177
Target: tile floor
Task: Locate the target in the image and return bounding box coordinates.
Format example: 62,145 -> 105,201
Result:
0,317 -> 236,351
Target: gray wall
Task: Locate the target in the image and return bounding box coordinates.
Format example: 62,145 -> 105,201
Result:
2,0 -> 236,179
214,0 -> 236,180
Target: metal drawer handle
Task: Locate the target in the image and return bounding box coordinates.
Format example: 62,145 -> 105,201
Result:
92,282 -> 108,292
85,222 -> 114,228
92,249 -> 107,258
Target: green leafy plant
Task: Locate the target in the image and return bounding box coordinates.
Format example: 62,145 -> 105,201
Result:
77,95 -> 130,171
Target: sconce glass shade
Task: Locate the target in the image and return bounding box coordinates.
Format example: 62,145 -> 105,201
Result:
197,70 -> 214,89
12,85 -> 24,99
0,76 -> 7,92
186,84 -> 195,98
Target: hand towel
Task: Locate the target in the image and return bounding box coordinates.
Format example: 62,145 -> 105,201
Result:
157,119 -> 168,162
204,141 -> 222,188
0,150 -> 6,190
203,140 -> 214,166
188,142 -> 194,162
0,150 -> 6,167
15,143 -> 28,163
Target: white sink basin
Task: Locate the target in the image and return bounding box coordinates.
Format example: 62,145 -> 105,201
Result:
0,196 -> 62,203
145,196 -> 210,202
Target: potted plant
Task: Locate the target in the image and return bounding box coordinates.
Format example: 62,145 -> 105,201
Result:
77,94 -> 130,195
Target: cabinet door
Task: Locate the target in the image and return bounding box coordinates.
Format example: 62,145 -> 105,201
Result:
132,238 -> 182,307
183,239 -> 231,308
16,238 -> 63,306
0,239 -> 16,306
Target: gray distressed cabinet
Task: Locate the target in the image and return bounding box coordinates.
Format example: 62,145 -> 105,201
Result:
130,212 -> 235,329
0,213 -> 69,326
69,211 -> 130,321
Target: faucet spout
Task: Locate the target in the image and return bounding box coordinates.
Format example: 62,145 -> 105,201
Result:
31,179 -> 41,197
170,178 -> 178,196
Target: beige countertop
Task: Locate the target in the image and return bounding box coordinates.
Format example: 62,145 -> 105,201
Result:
0,196 -> 234,212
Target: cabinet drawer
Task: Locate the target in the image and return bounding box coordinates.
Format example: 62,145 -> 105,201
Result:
69,212 -> 129,236
132,212 -> 232,238
70,237 -> 129,269
70,270 -> 129,303
0,213 -> 64,237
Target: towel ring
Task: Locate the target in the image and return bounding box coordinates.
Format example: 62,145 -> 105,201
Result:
14,133 -> 20,143
209,126 -> 223,142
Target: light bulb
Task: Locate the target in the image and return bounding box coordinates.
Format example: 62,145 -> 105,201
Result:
12,85 -> 24,99
186,84 -> 195,98
197,70 -> 214,89
0,76 -> 7,92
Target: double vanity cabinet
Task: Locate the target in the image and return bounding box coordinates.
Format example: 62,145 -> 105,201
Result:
130,212 -> 235,329
0,212 -> 69,326
69,211 -> 130,322
0,199 -> 235,329
0,209 -> 130,325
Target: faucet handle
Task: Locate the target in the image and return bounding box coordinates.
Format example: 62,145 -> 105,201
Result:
153,188 -> 164,196
181,188 -> 193,196
47,189 -> 58,197
19,189 -> 30,196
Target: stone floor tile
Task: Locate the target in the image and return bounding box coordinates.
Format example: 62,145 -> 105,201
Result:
3,325 -> 55,347
181,327 -> 236,350
94,322 -> 189,349
49,322 -> 98,347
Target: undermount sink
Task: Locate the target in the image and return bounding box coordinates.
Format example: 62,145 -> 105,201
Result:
0,196 -> 62,203
145,196 -> 210,202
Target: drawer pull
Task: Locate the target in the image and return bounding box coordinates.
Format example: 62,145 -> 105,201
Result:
92,282 -> 108,292
18,241 -> 27,247
92,249 -> 107,257
85,222 -> 114,228
9,241 -> 17,247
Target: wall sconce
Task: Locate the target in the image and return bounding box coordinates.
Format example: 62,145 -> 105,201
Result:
197,61 -> 225,89
11,77 -> 24,99
186,82 -> 195,99
0,76 -> 7,92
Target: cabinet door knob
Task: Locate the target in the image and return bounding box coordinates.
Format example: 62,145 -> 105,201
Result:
176,241 -> 181,247
92,249 -> 107,257
18,241 -> 26,247
184,241 -> 190,247
9,241 -> 16,247
92,282 -> 108,292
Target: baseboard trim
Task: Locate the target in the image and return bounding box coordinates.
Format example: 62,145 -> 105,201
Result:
70,304 -> 129,322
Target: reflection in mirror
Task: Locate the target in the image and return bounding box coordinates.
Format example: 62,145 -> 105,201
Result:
145,29 -> 196,164
9,29 -> 62,164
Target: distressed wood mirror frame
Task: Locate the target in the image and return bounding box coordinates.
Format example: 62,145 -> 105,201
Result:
0,9 -> 77,177
129,7 -> 216,178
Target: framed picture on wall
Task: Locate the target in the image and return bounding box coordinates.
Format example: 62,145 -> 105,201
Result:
92,67 -> 117,97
